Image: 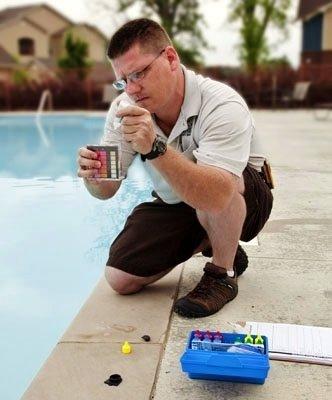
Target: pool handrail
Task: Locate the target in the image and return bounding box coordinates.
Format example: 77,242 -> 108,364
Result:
37,89 -> 53,116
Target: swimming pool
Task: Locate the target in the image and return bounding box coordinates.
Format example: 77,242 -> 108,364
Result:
0,114 -> 152,400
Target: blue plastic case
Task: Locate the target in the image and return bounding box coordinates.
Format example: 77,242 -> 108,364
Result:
180,331 -> 270,384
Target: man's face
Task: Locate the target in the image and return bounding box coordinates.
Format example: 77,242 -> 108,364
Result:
112,43 -> 176,113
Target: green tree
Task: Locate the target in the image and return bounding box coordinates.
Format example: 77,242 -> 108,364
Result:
58,32 -> 92,78
229,0 -> 291,73
102,0 -> 208,67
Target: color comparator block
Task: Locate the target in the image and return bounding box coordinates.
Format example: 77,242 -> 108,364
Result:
87,145 -> 121,180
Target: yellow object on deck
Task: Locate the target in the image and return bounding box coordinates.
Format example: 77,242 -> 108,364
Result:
121,341 -> 132,354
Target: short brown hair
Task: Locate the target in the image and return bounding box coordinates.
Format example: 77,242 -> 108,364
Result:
107,18 -> 172,59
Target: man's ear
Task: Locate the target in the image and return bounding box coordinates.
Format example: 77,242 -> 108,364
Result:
164,46 -> 179,71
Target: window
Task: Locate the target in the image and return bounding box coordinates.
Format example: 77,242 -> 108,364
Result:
18,38 -> 35,55
303,14 -> 323,52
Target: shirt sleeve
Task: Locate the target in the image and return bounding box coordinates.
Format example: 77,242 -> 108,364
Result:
193,101 -> 253,177
100,99 -> 137,178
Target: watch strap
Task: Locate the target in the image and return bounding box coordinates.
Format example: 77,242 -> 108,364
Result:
141,137 -> 167,161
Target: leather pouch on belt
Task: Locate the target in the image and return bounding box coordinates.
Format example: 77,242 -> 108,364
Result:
262,160 -> 275,189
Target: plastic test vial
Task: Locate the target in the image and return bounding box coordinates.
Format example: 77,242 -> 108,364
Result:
202,331 -> 213,351
113,99 -> 132,129
191,330 -> 202,350
211,331 -> 223,351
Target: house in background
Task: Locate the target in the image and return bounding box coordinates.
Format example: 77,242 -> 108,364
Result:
298,0 -> 332,66
0,42 -> 17,82
0,3 -> 114,83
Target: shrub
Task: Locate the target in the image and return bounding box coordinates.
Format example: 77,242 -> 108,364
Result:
12,69 -> 30,86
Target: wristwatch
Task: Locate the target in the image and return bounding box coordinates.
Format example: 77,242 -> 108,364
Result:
141,136 -> 167,161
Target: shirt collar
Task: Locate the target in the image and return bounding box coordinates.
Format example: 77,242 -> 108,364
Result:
153,66 -> 201,143
180,65 -> 201,120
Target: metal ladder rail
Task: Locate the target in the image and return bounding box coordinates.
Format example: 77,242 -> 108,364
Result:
37,89 -> 53,116
35,89 -> 53,147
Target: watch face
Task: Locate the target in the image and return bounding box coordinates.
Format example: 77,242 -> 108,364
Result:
155,138 -> 166,152
143,137 -> 167,160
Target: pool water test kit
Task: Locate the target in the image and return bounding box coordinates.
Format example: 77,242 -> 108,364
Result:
87,145 -> 122,180
180,331 -> 270,384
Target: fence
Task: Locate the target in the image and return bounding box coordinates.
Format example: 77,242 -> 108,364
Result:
0,78 -> 106,111
0,64 -> 331,111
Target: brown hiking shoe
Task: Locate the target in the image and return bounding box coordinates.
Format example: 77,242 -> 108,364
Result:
173,262 -> 238,318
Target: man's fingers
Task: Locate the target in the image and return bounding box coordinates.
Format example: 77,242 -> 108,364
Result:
77,156 -> 101,169
123,133 -> 134,142
77,168 -> 99,178
77,146 -> 103,179
79,147 -> 98,159
121,124 -> 141,134
121,115 -> 146,126
116,105 -> 146,118
86,177 -> 103,184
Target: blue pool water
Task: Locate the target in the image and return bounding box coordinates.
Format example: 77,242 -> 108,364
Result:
0,114 -> 152,400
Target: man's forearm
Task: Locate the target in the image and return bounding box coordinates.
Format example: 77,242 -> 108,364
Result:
150,146 -> 235,212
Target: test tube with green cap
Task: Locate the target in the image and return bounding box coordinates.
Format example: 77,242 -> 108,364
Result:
244,334 -> 254,344
255,335 -> 264,345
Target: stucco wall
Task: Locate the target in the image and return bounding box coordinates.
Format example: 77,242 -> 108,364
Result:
0,20 -> 48,61
323,7 -> 332,50
49,35 -> 63,61
26,7 -> 69,35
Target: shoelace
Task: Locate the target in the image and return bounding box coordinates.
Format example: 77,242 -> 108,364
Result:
189,274 -> 214,298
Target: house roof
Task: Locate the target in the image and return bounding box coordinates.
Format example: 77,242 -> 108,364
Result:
298,0 -> 332,19
0,45 -> 16,65
76,23 -> 108,41
28,57 -> 56,68
52,23 -> 108,41
0,3 -> 107,40
0,5 -> 33,24
0,3 -> 73,27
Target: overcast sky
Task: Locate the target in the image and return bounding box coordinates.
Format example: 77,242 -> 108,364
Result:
0,0 -> 302,67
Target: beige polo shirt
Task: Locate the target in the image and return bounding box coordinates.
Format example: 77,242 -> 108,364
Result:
101,66 -> 266,204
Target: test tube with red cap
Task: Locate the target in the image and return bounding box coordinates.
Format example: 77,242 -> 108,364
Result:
202,331 -> 213,351
212,331 -> 224,351
191,330 -> 202,350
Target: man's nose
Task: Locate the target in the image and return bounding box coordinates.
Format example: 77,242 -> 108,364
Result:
125,79 -> 141,95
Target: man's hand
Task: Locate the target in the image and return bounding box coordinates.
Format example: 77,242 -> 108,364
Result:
116,105 -> 156,155
77,147 -> 102,184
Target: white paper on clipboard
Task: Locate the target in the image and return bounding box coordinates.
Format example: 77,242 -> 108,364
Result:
229,321 -> 332,366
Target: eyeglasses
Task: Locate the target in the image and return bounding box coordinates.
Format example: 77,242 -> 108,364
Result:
112,49 -> 165,91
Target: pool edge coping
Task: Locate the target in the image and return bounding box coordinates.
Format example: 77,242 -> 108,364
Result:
20,265 -> 184,400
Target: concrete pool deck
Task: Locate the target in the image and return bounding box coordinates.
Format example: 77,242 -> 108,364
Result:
21,110 -> 332,400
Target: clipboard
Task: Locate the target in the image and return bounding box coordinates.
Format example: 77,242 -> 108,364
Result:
230,321 -> 332,366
